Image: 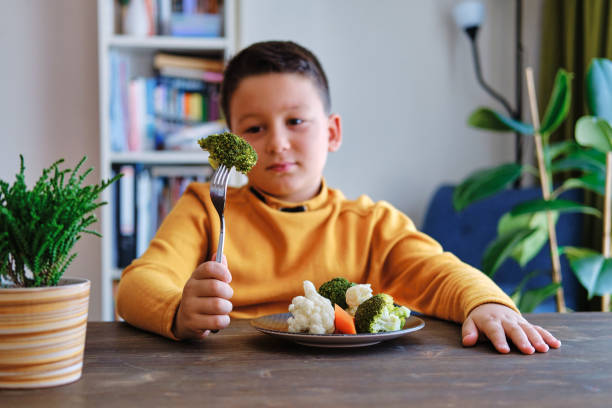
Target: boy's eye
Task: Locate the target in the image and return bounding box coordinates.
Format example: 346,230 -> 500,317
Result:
287,118 -> 304,126
244,126 -> 262,134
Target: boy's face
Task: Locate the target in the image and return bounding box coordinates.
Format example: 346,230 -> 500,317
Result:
229,73 -> 341,202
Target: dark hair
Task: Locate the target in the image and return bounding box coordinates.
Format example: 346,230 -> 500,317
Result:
221,41 -> 331,127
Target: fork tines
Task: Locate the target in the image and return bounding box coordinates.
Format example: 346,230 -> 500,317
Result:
211,165 -> 231,193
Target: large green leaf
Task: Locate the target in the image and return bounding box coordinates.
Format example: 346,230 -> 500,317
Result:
511,199 -> 602,217
564,246 -> 612,299
575,116 -> 612,153
540,69 -> 573,135
545,140 -> 578,161
586,58 -> 612,122
544,140 -> 578,173
551,148 -> 606,174
510,269 -> 562,313
481,227 -> 538,278
453,163 -> 523,211
498,212 -> 557,267
518,283 -> 562,313
468,108 -> 534,134
555,172 -> 606,196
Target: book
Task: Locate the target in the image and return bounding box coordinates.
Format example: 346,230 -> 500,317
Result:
117,165 -> 136,268
148,174 -> 160,245
208,83 -> 220,122
127,78 -> 144,151
163,120 -> 225,151
110,168 -> 118,269
157,0 -> 172,35
170,12 -> 221,37
150,165 -> 213,179
159,66 -> 223,83
144,0 -> 157,35
153,177 -> 167,230
109,51 -> 129,152
145,77 -> 157,150
151,165 -> 213,221
150,74 -> 224,149
153,53 -> 224,73
136,168 -> 152,258
114,164 -> 214,269
182,0 -> 197,14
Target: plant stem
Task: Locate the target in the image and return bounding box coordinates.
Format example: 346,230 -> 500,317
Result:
525,67 -> 566,313
602,152 -> 612,312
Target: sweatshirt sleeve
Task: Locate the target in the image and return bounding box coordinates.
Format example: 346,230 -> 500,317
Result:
116,184 -> 212,339
368,202 -> 518,323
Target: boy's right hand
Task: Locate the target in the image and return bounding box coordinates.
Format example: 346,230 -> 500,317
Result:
172,253 -> 233,340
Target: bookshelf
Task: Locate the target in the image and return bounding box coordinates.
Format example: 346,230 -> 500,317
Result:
97,0 -> 239,321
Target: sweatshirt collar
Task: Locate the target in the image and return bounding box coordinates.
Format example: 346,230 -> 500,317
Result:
248,179 -> 329,212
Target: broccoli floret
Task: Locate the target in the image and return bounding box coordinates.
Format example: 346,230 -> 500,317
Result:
354,294 -> 410,333
394,305 -> 411,328
197,131 -> 257,174
318,277 -> 355,309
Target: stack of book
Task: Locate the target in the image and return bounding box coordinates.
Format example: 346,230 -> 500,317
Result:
109,51 -> 226,152
112,164 -> 214,269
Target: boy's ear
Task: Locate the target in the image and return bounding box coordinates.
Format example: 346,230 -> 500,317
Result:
327,113 -> 342,152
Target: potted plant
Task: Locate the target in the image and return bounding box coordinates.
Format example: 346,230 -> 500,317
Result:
420,66 -> 599,312
0,155 -> 118,388
445,67 -> 605,313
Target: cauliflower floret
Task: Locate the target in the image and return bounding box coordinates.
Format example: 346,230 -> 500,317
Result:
287,280 -> 335,334
345,284 -> 373,316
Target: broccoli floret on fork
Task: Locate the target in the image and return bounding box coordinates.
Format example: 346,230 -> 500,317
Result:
198,131 -> 257,174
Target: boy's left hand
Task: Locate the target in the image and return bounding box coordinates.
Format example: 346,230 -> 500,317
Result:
461,303 -> 562,354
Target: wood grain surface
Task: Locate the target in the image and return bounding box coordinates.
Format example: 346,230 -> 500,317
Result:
1,312 -> 610,407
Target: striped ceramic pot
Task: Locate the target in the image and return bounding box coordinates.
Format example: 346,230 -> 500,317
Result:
0,278 -> 90,388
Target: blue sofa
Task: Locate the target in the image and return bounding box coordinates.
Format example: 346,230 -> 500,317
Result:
421,185 -> 586,312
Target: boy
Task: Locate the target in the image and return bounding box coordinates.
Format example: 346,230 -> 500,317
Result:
117,41 -> 561,354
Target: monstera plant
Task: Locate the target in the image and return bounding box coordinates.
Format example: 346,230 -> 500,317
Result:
453,67 -> 603,313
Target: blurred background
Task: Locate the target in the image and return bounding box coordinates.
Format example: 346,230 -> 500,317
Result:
0,0 -> 556,319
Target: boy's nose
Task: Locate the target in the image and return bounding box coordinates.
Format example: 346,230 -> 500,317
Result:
266,125 -> 290,153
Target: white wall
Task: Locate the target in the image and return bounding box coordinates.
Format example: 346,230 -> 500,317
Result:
0,1 -> 102,318
0,0 -> 541,320
239,0 -> 542,223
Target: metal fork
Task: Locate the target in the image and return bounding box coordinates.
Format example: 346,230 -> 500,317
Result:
210,164 -> 231,263
209,164 -> 231,334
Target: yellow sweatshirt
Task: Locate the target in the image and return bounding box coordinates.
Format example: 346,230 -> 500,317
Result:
116,180 -> 517,339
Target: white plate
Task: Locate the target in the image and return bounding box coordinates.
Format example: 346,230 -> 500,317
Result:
250,313 -> 425,348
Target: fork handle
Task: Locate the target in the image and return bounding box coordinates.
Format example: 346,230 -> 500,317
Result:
211,215 -> 225,335
215,214 -> 225,263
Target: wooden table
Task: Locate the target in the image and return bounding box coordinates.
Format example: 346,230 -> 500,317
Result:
1,312 -> 610,407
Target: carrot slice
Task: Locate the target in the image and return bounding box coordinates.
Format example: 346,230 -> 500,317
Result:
334,304 -> 357,334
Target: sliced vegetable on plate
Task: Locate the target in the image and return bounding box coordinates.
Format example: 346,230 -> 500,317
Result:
286,277 -> 412,335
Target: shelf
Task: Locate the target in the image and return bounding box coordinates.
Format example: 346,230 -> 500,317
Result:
109,151 -> 209,164
98,0 -> 237,322
107,35 -> 230,50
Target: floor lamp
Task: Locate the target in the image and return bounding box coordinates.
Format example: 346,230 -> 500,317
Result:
453,0 -> 524,187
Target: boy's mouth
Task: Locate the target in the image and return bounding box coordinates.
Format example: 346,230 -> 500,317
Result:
267,162 -> 295,172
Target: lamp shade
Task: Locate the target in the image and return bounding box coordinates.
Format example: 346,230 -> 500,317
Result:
453,1 -> 485,29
